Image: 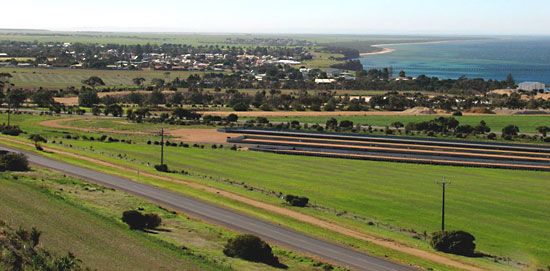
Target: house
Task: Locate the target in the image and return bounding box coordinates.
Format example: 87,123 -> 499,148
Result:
315,79 -> 336,84
518,82 -> 545,91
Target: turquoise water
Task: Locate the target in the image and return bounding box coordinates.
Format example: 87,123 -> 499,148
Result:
359,37 -> 550,83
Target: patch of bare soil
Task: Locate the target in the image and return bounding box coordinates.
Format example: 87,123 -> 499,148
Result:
167,128 -> 240,144
464,107 -> 495,114
402,107 -> 437,115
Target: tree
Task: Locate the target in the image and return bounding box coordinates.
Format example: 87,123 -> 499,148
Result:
81,76 -> 105,89
127,91 -> 145,105
0,152 -> 30,172
399,70 -> 406,77
474,120 -> 491,134
505,73 -> 515,88
227,113 -> 239,122
536,126 -> 549,137
78,90 -> 100,107
29,134 -> 47,150
391,121 -> 404,130
431,231 -> 476,256
104,104 -> 123,117
121,210 -> 162,230
31,89 -> 55,107
223,234 -> 282,267
6,89 -> 27,110
502,125 -> 519,138
132,77 -> 146,87
285,195 -> 309,207
150,78 -> 165,90
325,118 -> 338,130
148,90 -> 165,106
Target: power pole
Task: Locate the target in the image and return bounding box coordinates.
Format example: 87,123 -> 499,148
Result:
436,177 -> 450,232
160,128 -> 165,165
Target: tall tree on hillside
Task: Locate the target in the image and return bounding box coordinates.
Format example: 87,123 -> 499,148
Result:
78,90 -> 100,107
82,76 -> 105,90
505,73 -> 516,88
132,77 -> 146,87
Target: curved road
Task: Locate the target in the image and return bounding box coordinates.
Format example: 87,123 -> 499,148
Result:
0,146 -> 413,271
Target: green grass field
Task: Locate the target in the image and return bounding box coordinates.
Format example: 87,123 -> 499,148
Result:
3,113 -> 550,270
0,168 -> 342,271
0,67 -> 210,89
0,171 -> 226,271
244,114 -> 550,134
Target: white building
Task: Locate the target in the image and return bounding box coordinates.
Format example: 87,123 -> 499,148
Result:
518,82 -> 545,91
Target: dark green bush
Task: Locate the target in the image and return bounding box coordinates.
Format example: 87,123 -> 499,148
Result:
154,164 -> 168,172
0,124 -> 23,136
285,195 -> 309,207
223,234 -> 282,267
430,230 -> 476,256
0,152 -> 29,172
122,210 -> 162,230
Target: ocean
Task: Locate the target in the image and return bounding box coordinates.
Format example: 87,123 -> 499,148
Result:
358,37 -> 550,84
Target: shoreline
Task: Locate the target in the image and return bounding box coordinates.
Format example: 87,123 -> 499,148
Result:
359,40 -> 454,57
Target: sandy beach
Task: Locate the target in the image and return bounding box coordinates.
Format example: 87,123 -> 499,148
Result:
359,40 -> 453,57
359,46 -> 395,56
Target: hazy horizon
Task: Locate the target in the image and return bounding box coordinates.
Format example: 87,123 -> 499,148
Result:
2,0 -> 550,36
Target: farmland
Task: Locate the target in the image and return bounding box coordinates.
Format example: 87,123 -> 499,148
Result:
0,67 -> 210,89
239,114 -> 550,134
2,113 -> 550,270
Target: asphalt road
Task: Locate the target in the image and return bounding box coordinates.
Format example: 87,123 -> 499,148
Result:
0,145 -> 414,271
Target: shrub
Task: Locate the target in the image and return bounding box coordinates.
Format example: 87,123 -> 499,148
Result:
0,124 -> 23,136
154,164 -> 169,172
223,234 -> 282,267
430,231 -> 476,256
0,152 -> 30,172
452,111 -> 463,116
122,210 -> 162,230
285,195 -> 309,207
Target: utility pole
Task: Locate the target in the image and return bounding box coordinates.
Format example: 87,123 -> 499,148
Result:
160,128 -> 165,166
436,177 -> 450,232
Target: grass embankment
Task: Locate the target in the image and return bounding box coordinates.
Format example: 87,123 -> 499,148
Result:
0,168 -> 343,271
0,170 -> 226,271
4,113 -> 550,270
241,114 -> 550,134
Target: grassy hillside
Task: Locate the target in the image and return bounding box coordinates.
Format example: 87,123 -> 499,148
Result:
0,67 -> 209,89
0,172 -> 224,271
0,168 -> 339,271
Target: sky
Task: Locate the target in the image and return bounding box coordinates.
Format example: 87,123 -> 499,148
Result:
2,0 -> 550,35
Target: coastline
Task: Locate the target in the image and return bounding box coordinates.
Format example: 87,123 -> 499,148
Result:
359,40 -> 454,57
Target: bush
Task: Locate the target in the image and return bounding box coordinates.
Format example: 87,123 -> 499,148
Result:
122,210 -> 162,230
223,234 -> 282,267
0,152 -> 30,172
285,195 -> 309,207
0,124 -> 23,136
430,231 -> 476,256
154,164 -> 168,172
